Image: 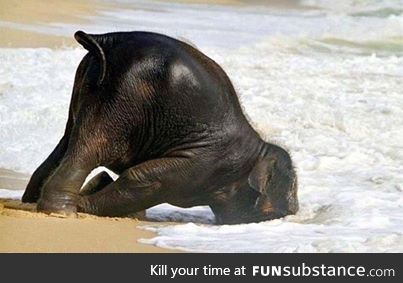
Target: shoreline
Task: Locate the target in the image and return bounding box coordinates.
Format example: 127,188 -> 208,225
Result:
0,168 -> 29,190
0,0 -> 110,48
0,0 -> 305,48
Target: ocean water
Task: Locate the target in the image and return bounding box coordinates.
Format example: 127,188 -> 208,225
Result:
0,0 -> 402,252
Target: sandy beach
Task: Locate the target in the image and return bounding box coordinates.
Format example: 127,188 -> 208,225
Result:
0,169 -> 177,253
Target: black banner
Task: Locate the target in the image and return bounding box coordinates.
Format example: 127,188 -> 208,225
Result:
0,254 -> 401,282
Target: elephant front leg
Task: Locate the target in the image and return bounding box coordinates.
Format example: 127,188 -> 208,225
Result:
37,156 -> 93,215
77,157 -> 202,217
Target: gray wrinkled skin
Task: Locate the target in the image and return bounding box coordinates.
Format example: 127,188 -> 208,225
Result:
22,31 -> 298,224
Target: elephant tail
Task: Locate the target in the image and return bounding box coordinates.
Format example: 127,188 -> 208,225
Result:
74,30 -> 107,86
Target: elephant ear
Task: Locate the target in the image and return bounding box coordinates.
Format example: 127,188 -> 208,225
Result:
248,158 -> 274,194
74,30 -> 107,86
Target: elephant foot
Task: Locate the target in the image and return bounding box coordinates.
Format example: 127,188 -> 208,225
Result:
21,191 -> 40,203
37,192 -> 78,216
22,182 -> 42,203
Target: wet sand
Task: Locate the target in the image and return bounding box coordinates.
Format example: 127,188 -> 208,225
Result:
0,168 -> 29,190
0,27 -> 76,48
161,0 -> 303,8
0,0 -> 110,47
0,169 -> 176,253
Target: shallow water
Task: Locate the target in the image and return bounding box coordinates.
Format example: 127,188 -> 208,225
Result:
0,0 -> 402,252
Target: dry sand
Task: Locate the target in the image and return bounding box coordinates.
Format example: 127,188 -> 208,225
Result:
0,169 -> 177,253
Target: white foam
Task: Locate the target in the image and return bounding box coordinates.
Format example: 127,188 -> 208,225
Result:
0,48 -> 86,173
0,189 -> 24,200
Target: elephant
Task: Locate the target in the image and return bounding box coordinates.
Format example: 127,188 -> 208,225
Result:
22,30 -> 298,224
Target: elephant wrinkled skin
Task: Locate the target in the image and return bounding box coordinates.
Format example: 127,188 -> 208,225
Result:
22,31 -> 298,224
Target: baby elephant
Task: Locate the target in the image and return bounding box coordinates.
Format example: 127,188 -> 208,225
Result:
22,31 -> 298,224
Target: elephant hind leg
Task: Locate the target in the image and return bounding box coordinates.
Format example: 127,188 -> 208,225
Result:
78,157 -> 202,217
22,136 -> 69,203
